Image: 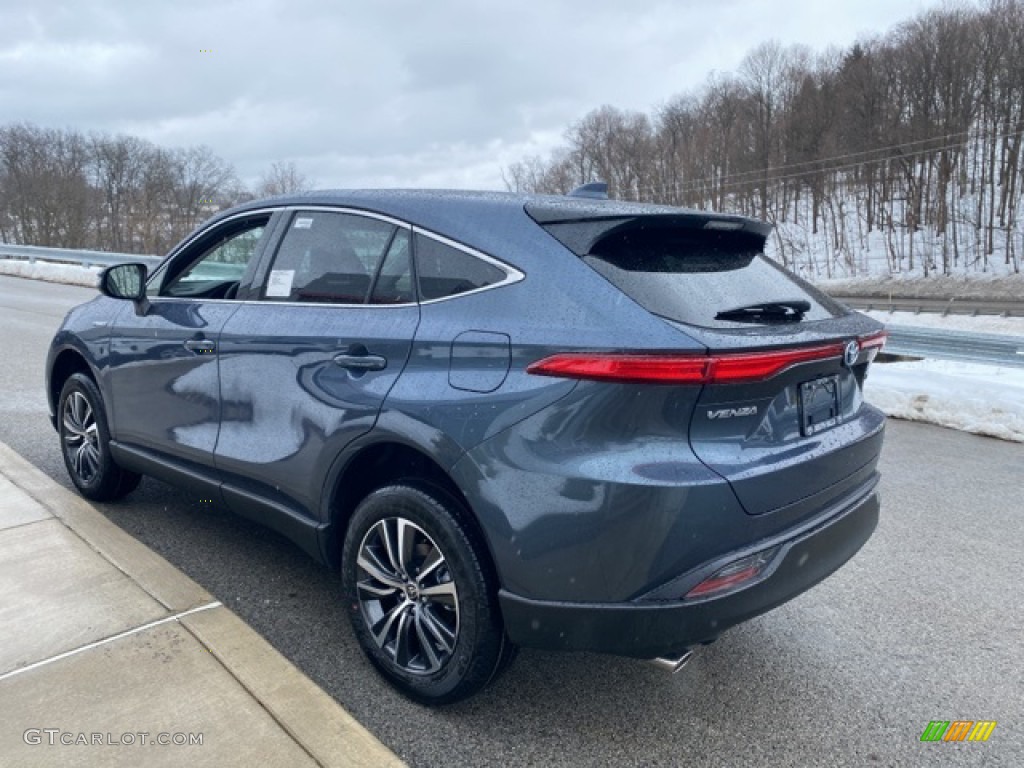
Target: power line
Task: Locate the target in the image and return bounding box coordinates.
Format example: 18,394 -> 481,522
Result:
660,127 -> 979,192
619,123 -> 1024,201
648,123 -> 1019,196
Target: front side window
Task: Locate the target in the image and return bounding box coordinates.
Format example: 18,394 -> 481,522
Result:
159,219 -> 268,299
264,211 -> 408,304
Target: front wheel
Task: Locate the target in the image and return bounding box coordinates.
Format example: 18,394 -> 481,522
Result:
58,373 -> 140,501
341,483 -> 515,705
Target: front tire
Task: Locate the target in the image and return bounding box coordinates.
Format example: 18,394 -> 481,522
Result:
341,483 -> 514,705
58,373 -> 140,501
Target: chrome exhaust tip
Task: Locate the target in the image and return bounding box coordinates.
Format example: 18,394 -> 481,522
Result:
648,649 -> 694,674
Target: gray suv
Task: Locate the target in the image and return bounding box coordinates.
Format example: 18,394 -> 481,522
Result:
46,189 -> 886,704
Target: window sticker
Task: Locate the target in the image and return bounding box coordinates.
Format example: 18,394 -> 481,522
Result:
293,217 -> 314,229
266,269 -> 295,297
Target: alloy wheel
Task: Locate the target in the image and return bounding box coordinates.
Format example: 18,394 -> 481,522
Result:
355,517 -> 460,675
62,390 -> 100,483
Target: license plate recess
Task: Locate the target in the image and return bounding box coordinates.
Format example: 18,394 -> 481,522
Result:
799,375 -> 840,436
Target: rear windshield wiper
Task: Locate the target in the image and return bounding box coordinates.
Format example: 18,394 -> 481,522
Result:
715,299 -> 811,323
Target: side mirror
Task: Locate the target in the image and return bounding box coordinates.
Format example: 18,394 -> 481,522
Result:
100,263 -> 150,314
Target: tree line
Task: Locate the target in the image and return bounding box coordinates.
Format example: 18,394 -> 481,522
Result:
0,123 -> 310,255
505,0 -> 1024,278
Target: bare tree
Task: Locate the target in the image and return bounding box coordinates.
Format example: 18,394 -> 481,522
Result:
0,123 -> 242,253
739,41 -> 791,220
0,123 -> 91,247
502,150 -> 578,195
256,160 -> 311,197
168,145 -> 236,234
500,1 -> 1024,278
90,133 -> 155,251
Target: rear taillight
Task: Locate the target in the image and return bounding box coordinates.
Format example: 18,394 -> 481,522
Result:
527,343 -> 846,385
859,331 -> 887,362
526,354 -> 709,384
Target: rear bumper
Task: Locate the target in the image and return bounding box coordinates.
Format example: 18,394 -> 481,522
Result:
499,476 -> 879,658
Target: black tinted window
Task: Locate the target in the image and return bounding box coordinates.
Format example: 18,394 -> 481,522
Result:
414,233 -> 506,300
265,211 -> 397,304
564,223 -> 841,328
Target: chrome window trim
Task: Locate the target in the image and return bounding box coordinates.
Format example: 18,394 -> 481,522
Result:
147,204 -> 525,307
147,297 -> 258,306
150,207 -> 279,275
252,299 -> 417,309
411,226 -> 525,305
275,205 -> 411,230
144,297 -> 418,309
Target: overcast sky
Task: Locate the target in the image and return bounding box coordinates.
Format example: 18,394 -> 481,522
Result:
1,0 -> 964,191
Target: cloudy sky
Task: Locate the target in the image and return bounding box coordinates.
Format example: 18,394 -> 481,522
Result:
1,0 -> 961,191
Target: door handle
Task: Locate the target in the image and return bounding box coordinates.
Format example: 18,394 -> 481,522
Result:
184,339 -> 216,355
333,353 -> 387,371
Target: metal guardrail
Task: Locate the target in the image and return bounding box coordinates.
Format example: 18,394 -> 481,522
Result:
834,295 -> 1024,318
885,326 -> 1024,368
0,243 -> 162,269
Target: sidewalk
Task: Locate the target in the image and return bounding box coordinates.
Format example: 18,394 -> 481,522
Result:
0,441 -> 404,768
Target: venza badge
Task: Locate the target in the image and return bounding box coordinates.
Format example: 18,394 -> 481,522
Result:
708,406 -> 758,420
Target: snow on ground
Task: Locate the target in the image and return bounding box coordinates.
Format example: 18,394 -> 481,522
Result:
863,309 -> 1024,337
853,310 -> 1024,441
3,258 -> 1022,443
0,258 -> 99,288
866,359 -> 1024,443
815,271 -> 1024,300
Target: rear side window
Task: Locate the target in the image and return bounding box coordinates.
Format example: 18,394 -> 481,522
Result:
549,221 -> 842,328
414,233 -> 507,300
264,211 -> 409,304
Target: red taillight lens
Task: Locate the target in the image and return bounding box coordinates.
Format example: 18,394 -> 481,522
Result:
858,331 -> 887,361
525,354 -> 710,384
709,343 -> 845,382
527,343 -> 846,385
859,331 -> 887,350
684,547 -> 780,600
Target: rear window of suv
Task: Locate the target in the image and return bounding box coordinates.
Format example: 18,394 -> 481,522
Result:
541,217 -> 844,329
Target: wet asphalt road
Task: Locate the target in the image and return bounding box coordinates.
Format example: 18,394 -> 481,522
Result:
1,273 -> 1021,767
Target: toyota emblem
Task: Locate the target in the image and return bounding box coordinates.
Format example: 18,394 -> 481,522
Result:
843,340 -> 859,367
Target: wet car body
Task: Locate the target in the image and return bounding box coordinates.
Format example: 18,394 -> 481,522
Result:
46,189 -> 886,702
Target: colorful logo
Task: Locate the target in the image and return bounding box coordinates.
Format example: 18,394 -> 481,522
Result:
920,721 -> 996,742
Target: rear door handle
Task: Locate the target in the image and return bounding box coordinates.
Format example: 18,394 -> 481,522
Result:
333,353 -> 387,371
184,339 -> 216,355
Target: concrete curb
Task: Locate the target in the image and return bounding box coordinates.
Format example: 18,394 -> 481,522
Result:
0,442 -> 404,768
0,442 -> 212,613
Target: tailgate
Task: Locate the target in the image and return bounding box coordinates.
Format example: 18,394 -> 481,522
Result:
685,320 -> 886,516
531,207 -> 888,517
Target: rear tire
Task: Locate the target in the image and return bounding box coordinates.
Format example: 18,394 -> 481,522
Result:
341,482 -> 515,705
58,373 -> 141,501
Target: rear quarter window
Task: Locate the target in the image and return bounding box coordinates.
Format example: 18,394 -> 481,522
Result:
414,232 -> 508,301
